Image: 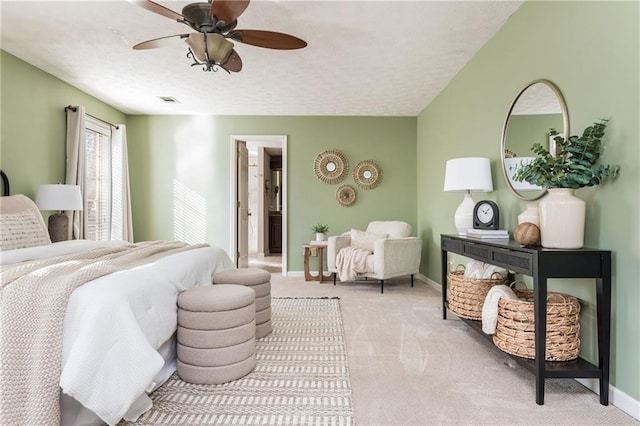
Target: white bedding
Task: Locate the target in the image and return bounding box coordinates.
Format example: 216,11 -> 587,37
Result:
1,239 -> 234,425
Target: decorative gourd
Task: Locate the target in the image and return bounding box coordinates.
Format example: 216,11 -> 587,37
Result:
513,222 -> 541,247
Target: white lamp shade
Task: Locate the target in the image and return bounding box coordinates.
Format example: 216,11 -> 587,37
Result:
443,157 -> 493,192
36,184 -> 83,211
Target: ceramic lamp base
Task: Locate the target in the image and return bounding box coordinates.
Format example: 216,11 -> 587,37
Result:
48,212 -> 69,243
454,192 -> 475,235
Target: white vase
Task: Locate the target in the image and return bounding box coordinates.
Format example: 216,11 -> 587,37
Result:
539,188 -> 586,249
315,233 -> 325,242
518,203 -> 540,227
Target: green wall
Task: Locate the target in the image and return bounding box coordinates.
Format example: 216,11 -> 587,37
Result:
126,115 -> 417,270
417,1 -> 639,401
0,51 -> 126,200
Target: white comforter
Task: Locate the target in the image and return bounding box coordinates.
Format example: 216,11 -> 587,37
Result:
1,240 -> 234,425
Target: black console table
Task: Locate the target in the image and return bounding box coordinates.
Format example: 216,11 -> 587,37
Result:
440,234 -> 611,405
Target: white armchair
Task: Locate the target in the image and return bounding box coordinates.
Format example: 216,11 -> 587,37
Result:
327,221 -> 422,293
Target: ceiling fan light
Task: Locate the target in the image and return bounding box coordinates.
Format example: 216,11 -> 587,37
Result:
186,33 -> 234,65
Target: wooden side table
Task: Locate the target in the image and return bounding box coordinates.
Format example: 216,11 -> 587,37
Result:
303,243 -> 332,282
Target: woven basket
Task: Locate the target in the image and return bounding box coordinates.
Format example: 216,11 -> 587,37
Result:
493,288 -> 581,361
447,267 -> 508,320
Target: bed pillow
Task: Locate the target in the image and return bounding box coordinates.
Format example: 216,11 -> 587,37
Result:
350,229 -> 388,252
0,210 -> 52,250
0,195 -> 51,250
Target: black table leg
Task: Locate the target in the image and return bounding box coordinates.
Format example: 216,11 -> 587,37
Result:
441,248 -> 448,320
534,274 -> 547,405
596,253 -> 612,405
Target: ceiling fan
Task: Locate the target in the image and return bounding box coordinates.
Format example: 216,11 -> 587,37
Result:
130,0 -> 307,73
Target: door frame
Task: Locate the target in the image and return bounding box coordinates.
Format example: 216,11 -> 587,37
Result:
230,134 -> 287,274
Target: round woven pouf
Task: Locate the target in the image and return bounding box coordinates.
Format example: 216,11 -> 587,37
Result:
213,268 -> 273,339
177,284 -> 256,385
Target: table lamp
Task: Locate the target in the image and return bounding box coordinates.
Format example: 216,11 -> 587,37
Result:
35,184 -> 83,242
443,157 -> 493,235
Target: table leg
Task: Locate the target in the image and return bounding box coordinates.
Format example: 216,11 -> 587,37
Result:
534,274 -> 547,405
596,253 -> 612,405
304,246 -> 313,281
441,248 -> 448,320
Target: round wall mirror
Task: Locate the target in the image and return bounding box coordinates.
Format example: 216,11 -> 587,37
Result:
353,160 -> 382,190
501,79 -> 569,201
313,150 -> 348,184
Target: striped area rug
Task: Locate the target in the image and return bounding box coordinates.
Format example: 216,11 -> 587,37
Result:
125,297 -> 354,425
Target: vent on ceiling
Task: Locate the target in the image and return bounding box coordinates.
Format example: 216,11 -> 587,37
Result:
158,96 -> 180,104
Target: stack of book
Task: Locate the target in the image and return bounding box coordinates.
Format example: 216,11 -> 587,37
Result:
466,228 -> 509,239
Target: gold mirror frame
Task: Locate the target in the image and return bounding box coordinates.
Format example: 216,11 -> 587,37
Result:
500,79 -> 569,201
353,160 -> 382,190
313,150 -> 348,184
336,185 -> 356,207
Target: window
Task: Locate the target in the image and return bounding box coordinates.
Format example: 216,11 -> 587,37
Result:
84,117 -> 112,240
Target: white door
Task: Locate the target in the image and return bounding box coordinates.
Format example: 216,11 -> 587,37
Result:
237,141 -> 249,268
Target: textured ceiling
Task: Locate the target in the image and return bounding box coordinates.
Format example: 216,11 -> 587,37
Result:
1,0 -> 522,116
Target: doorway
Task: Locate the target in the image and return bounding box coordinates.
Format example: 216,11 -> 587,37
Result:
231,135 -> 287,274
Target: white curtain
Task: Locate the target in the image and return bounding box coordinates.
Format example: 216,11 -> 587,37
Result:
65,105 -> 87,240
111,125 -> 134,242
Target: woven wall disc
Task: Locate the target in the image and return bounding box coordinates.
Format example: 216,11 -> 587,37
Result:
336,185 -> 357,207
353,160 -> 382,190
313,150 -> 348,184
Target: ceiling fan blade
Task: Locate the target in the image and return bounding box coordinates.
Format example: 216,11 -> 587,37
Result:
228,30 -> 307,50
128,0 -> 185,22
133,34 -> 189,50
210,0 -> 250,24
223,50 -> 243,73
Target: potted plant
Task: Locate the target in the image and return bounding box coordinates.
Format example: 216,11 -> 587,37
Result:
514,119 -> 620,248
312,223 -> 329,241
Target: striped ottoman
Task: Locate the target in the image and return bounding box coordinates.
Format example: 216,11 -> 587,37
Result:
177,284 -> 256,385
213,268 -> 272,339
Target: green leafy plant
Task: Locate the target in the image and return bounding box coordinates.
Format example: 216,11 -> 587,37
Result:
514,119 -> 620,189
311,223 -> 329,234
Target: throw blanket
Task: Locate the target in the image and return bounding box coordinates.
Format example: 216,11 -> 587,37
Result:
482,285 -> 519,334
0,241 -> 205,426
336,246 -> 371,282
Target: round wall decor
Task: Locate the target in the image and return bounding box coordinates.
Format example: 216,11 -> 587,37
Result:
336,185 -> 357,207
353,160 -> 382,190
313,150 -> 348,184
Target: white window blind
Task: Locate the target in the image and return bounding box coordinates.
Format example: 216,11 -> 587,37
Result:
85,117 -> 112,241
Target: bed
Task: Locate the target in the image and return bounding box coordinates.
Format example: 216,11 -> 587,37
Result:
0,191 -> 235,425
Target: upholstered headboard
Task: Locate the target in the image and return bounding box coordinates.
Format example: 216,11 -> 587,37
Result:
0,194 -> 51,250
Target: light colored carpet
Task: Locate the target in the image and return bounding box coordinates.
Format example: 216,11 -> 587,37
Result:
270,274 -> 637,425
125,297 -> 354,425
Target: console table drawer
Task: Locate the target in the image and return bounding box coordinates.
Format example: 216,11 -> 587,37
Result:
442,238 -> 463,253
491,249 -> 532,274
460,240 -> 533,274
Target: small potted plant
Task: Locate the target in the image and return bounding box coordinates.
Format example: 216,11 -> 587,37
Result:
514,119 -> 619,248
312,223 -> 329,241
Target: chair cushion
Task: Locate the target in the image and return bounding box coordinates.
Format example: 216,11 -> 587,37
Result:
350,229 -> 387,252
366,221 -> 411,238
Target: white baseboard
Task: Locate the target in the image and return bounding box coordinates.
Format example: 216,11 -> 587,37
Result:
417,273 -> 442,292
286,271 -> 305,278
576,378 -> 640,420
416,274 -> 639,420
